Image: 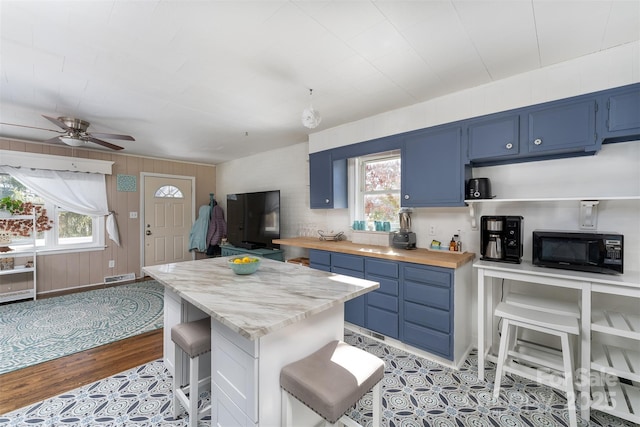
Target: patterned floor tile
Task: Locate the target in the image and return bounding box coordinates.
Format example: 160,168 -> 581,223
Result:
0,330 -> 634,426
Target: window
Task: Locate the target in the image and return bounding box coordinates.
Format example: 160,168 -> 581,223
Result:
155,185 -> 184,198
352,151 -> 401,231
0,174 -> 104,251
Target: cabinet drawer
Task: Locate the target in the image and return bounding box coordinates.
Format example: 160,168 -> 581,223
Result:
404,301 -> 450,333
309,249 -> 331,267
366,258 -> 399,278
367,306 -> 399,339
403,322 -> 451,359
332,253 -> 364,272
310,263 -> 331,272
332,266 -> 365,279
404,280 -> 450,310
368,291 -> 398,312
213,384 -> 256,427
403,265 -> 452,288
368,276 -> 398,296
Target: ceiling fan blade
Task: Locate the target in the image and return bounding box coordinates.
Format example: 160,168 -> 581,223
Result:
86,136 -> 124,150
42,115 -> 72,131
89,132 -> 135,141
0,121 -> 63,133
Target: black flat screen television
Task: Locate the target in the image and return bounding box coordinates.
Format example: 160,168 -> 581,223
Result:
226,190 -> 280,250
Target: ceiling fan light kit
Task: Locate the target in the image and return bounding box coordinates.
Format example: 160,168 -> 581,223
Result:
301,89 -> 321,129
59,136 -> 86,147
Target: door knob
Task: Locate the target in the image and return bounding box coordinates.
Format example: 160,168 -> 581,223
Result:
145,230 -> 152,236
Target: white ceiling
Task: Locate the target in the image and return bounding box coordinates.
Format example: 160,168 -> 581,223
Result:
1,1 -> 638,165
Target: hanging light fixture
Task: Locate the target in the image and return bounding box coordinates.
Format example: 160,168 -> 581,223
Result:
301,88 -> 321,129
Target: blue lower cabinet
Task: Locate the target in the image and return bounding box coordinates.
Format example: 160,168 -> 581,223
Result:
333,265 -> 366,327
402,263 -> 454,360
403,321 -> 451,359
309,250 -> 456,360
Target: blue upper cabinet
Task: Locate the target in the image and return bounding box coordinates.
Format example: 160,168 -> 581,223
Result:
402,126 -> 468,207
527,99 -> 597,155
601,84 -> 640,143
309,151 -> 347,209
468,114 -> 520,161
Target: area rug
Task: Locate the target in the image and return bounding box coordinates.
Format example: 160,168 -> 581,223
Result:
0,281 -> 164,375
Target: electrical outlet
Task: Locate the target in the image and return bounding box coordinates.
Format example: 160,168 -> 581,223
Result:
429,225 -> 437,236
108,260 -> 115,268
129,211 -> 138,219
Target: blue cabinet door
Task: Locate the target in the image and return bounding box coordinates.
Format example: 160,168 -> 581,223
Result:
401,126 -> 466,207
333,266 -> 366,327
602,84 -> 640,143
527,99 -> 597,154
309,151 -> 347,209
468,115 -> 520,161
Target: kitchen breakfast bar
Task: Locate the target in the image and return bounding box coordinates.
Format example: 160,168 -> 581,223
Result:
143,256 -> 379,427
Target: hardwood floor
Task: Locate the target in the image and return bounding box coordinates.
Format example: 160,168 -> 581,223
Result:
0,328 -> 163,414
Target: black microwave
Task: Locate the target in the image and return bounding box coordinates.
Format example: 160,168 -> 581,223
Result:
532,231 -> 623,275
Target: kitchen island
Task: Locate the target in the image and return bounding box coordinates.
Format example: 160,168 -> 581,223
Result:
143,256 -> 379,427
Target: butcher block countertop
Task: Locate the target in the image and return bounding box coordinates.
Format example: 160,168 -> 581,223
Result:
273,237 -> 476,269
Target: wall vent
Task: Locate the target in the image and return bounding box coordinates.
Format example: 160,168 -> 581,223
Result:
370,331 -> 385,341
104,273 -> 136,284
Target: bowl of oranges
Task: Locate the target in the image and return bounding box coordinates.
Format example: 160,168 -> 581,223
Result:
228,256 -> 261,275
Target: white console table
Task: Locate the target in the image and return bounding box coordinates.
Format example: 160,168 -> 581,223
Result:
474,260 -> 640,424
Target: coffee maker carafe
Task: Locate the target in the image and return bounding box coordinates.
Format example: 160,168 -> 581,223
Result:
480,216 -> 523,263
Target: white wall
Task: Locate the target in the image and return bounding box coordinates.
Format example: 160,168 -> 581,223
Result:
217,42 -> 640,273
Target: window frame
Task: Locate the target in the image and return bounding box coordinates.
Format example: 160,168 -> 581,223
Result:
1,173 -> 105,254
350,150 -> 401,231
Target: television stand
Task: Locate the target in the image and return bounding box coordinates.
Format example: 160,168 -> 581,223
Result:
237,241 -> 263,250
220,244 -> 284,262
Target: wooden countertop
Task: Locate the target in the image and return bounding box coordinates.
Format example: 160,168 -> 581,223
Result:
273,237 -> 476,269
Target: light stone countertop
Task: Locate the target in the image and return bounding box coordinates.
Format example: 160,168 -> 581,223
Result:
143,256 -> 379,340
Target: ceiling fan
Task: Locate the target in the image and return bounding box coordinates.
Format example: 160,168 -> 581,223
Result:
0,116 -> 135,150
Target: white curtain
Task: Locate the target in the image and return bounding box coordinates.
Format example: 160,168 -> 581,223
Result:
0,165 -> 120,246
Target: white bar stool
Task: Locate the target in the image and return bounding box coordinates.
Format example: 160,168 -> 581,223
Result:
280,340 -> 385,427
493,297 -> 580,427
171,317 -> 212,427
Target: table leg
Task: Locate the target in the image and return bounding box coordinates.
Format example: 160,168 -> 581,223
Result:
580,284 -> 591,421
477,268 -> 486,381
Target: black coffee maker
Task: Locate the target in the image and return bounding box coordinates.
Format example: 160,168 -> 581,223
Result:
480,216 -> 524,263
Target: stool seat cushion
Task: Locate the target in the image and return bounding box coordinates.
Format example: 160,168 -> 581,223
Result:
171,317 -> 211,358
280,340 -> 384,424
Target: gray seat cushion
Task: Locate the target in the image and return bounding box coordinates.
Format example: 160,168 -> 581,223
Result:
171,317 -> 211,358
280,340 -> 384,424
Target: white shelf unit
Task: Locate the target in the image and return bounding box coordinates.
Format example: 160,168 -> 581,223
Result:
589,303 -> 640,424
465,196 -> 640,229
0,213 -> 37,303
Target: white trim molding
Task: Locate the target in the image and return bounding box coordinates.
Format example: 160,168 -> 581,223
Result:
0,150 -> 114,174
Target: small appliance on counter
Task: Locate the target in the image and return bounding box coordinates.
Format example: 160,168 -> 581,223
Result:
532,230 -> 623,275
480,215 -> 524,263
466,178 -> 493,199
392,208 -> 416,250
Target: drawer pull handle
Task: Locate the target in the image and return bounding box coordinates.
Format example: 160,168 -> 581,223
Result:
505,142 -> 513,150
534,138 -> 542,145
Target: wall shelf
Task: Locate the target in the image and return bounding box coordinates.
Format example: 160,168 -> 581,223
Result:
465,196 -> 640,229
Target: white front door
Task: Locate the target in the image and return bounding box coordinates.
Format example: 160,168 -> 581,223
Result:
143,175 -> 194,267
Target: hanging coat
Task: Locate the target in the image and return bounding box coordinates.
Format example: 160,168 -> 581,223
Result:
189,205 -> 211,252
206,204 -> 227,247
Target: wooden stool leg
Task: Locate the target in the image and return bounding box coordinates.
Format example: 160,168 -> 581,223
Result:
561,333 -> 578,427
493,319 -> 511,399
189,356 -> 199,427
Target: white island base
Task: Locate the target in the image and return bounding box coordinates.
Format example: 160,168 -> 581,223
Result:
171,294 -> 345,427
